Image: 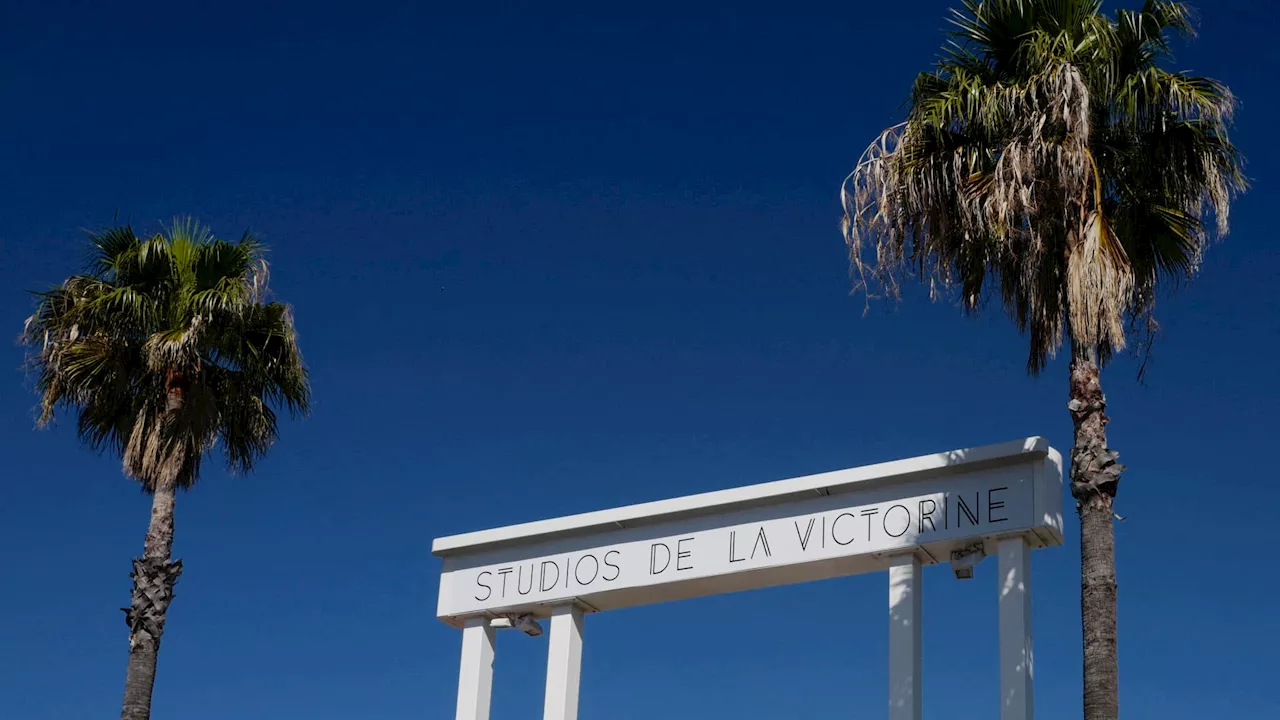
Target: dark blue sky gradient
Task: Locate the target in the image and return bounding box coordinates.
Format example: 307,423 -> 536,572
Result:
2,1 -> 1277,718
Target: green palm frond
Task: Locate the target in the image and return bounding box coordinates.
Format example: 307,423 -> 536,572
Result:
1112,68 -> 1233,127
842,0 -> 1245,372
22,219 -> 310,491
87,225 -> 142,278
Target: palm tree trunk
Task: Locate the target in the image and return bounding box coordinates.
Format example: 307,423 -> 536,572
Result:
120,482 -> 182,720
1069,347 -> 1124,720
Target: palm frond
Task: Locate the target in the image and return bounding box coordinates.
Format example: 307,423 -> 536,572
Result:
841,0 -> 1244,372
1113,68 -> 1234,128
86,224 -> 141,278
22,218 -> 310,491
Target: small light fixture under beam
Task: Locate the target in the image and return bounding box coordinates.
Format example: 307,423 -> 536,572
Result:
489,614 -> 543,637
950,543 -> 987,580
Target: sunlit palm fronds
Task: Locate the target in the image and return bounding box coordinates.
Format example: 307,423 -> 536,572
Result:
842,0 -> 1245,371
22,218 -> 310,490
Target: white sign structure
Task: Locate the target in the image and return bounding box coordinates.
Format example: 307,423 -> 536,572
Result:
434,437 -> 1063,720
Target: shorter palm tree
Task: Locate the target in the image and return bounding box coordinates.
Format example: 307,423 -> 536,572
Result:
23,219 -> 310,720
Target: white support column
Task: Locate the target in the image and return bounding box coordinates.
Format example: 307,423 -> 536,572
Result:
543,604 -> 585,720
888,553 -> 922,720
455,617 -> 496,720
998,537 -> 1035,720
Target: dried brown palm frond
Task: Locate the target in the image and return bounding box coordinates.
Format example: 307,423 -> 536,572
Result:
841,0 -> 1244,372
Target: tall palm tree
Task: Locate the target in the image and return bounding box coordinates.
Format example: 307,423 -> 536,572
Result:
22,219 -> 310,720
840,2 -> 1243,717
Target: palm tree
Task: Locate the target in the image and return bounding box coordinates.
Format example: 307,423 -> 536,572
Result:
22,219 -> 310,720
840,2 -> 1243,717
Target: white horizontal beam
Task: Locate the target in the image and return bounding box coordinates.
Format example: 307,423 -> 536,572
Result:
434,438 -> 1051,556
437,450 -> 1062,623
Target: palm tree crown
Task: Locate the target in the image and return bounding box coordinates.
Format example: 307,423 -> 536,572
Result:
842,0 -> 1245,371
23,218 -> 310,490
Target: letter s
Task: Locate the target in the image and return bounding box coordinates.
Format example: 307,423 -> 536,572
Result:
475,571 -> 493,601
603,551 -> 621,582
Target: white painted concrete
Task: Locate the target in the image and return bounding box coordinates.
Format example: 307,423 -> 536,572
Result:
435,438 -> 1063,623
998,537 -> 1035,720
454,618 -> 495,720
542,605 -> 585,720
435,437 -> 1053,555
437,439 -> 1063,720
888,554 -> 922,720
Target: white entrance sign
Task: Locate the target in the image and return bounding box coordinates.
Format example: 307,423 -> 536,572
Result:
434,437 -> 1063,720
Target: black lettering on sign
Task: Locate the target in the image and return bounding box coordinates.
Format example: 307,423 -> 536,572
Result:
475,571 -> 493,601
795,518 -> 816,552
861,507 -> 881,541
988,487 -> 1009,523
575,554 -> 600,585
540,561 -> 559,592
729,531 -> 746,563
957,492 -> 980,526
565,557 -> 571,588
677,538 -> 695,571
517,564 -> 534,595
751,527 -> 772,559
650,543 -> 672,575
832,512 -> 857,546
602,550 -> 622,582
883,504 -> 911,538
918,499 -> 937,534
497,567 -> 514,597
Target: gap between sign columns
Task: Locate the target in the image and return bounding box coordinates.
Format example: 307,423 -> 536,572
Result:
455,617 -> 496,720
543,604 -> 585,720
888,553 -> 922,720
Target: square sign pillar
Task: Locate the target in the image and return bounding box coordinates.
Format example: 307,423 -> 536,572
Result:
888,553 -> 922,720
455,618 -> 496,720
998,537 -> 1035,720
543,604 -> 585,720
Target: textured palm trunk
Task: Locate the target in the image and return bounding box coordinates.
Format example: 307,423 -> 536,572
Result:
121,382 -> 185,720
1069,348 -> 1123,720
120,483 -> 182,720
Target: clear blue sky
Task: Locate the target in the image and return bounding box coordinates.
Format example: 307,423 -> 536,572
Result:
1,1 -> 1276,718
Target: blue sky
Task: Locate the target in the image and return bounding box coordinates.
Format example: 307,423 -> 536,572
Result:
1,1 -> 1277,718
